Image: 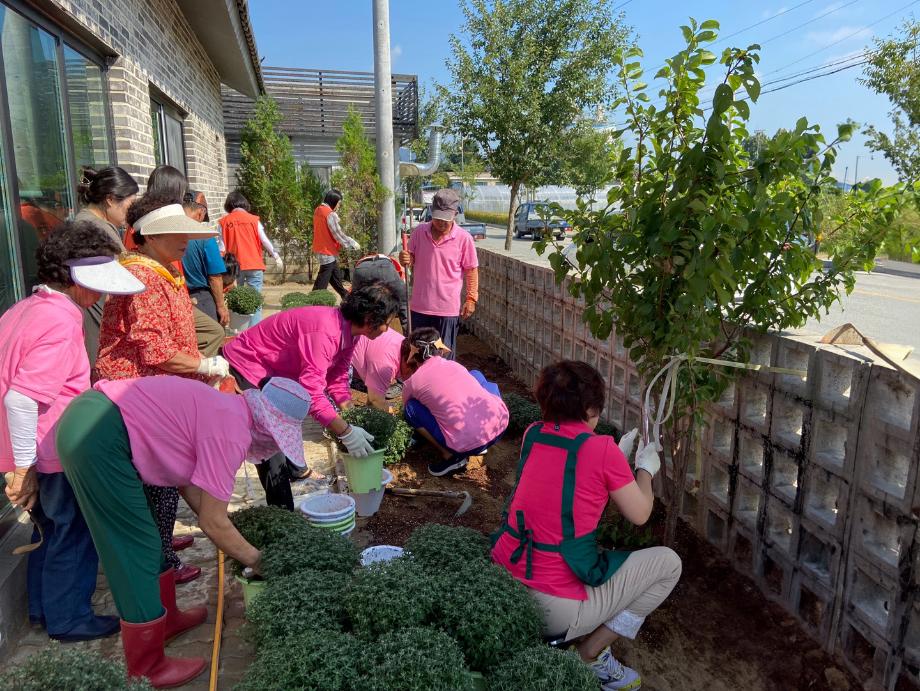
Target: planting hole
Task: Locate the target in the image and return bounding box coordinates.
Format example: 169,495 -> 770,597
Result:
706,510 -> 726,546
771,452 -> 799,504
804,468 -> 841,528
762,554 -> 786,595
813,415 -> 847,471
819,356 -> 854,407
742,385 -> 769,427
799,529 -> 832,582
739,433 -> 764,480
853,568 -> 891,630
858,499 -> 900,568
798,584 -> 825,631
733,480 -> 760,528
868,441 -> 910,499
772,400 -> 804,448
708,463 -> 730,505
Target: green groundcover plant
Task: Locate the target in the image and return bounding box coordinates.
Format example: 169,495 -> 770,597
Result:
0,646 -> 152,691
489,646 -> 598,691
228,505 -> 312,575
235,629 -> 364,691
343,557 -> 440,639
281,289 -> 337,309
246,569 -> 348,646
367,627 -> 475,691
340,406 -> 413,464
404,523 -> 490,572
502,392 -> 541,436
226,284 -> 264,315
260,524 -> 360,579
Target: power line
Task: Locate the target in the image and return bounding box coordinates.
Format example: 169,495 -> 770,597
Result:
757,0 -> 860,46
713,0 -> 819,45
612,0 -> 634,11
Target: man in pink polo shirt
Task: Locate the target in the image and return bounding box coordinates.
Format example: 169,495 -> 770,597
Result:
399,188 -> 478,359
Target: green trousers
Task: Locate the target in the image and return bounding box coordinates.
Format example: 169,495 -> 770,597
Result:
56,391 -> 165,623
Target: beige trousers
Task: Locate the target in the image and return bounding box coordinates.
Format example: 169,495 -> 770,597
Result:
195,307 -> 224,357
530,546 -> 682,641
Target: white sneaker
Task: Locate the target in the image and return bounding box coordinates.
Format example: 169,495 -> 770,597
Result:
591,648 -> 642,690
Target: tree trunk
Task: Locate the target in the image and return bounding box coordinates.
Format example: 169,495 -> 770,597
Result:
663,414 -> 695,547
504,180 -> 521,251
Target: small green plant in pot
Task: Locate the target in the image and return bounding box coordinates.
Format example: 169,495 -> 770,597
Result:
0,645 -> 152,691
226,284 -> 264,315
260,523 -> 360,579
340,405 -> 413,465
281,289 -> 337,309
228,505 -> 312,576
405,523 -> 490,572
366,627 -> 475,691
489,646 -> 598,691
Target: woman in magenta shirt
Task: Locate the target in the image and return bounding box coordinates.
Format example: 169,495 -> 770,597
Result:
56,375 -> 311,688
351,327 -> 405,410
0,221 -> 144,643
399,327 -> 509,476
491,361 -> 681,691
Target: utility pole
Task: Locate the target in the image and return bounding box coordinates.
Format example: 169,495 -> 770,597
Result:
843,166 -> 848,191
852,155 -> 860,192
372,0 -> 397,254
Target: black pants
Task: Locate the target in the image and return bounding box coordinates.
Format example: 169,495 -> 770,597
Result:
230,365 -> 295,511
314,261 -> 348,299
353,256 -> 409,333
410,311 -> 460,360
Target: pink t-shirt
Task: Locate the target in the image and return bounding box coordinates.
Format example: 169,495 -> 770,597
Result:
223,307 -> 355,427
351,329 -> 404,397
95,377 -> 253,501
0,290 -> 90,474
407,223 -> 478,317
491,421 -> 635,600
401,357 -> 508,453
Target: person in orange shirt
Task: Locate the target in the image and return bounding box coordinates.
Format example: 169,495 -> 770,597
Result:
312,189 -> 359,299
218,190 -> 280,325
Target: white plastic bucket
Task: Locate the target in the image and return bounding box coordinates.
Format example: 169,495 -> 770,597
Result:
350,469 -> 393,518
228,311 -> 250,333
299,493 -> 356,522
360,545 -> 404,566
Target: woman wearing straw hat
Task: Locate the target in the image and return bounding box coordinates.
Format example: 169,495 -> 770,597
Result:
57,375 -> 311,688
0,221 -> 145,642
96,198 -> 230,586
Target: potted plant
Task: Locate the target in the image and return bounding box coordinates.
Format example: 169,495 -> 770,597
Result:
225,284 -> 263,332
404,523 -> 490,572
281,289 -> 337,309
367,627 -> 475,691
260,523 -> 359,580
0,645 -> 152,690
489,646 -> 599,691
336,406 -> 412,493
246,570 -> 348,645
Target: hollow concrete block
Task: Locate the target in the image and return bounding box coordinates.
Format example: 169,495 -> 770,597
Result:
763,494 -> 798,557
729,523 -> 758,576
770,392 -> 807,454
769,448 -> 801,508
851,495 -> 903,577
774,336 -> 815,401
737,429 -> 766,485
863,365 -> 920,439
856,423 -> 919,512
705,414 -> 735,465
732,474 -> 763,531
797,516 -> 842,589
703,499 -> 730,554
809,408 -> 857,481
758,544 -> 796,605
802,464 -> 848,538
703,454 -> 732,512
843,555 -> 899,641
792,570 -> 837,648
739,380 -> 771,435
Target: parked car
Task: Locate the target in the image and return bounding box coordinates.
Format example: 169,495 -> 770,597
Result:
416,203 -> 487,240
513,202 -> 570,240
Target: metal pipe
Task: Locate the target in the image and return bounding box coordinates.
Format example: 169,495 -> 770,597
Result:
399,126 -> 443,177
372,0 -> 397,254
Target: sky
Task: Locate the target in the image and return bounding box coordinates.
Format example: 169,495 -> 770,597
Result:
248,0 -> 920,186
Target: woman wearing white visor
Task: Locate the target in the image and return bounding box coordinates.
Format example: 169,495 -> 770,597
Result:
0,221 -> 145,643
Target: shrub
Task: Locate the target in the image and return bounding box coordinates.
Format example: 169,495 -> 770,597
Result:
597,511 -> 656,551
226,284 -> 264,315
0,645 -> 151,691
236,629 -> 364,691
489,646 -> 598,691
464,209 -> 507,226
260,524 -> 360,579
594,420 -> 620,439
281,289 -> 338,309
367,627 -> 475,691
502,392 -> 541,435
404,523 -> 490,572
435,561 -> 543,673
341,406 -> 413,464
228,505 -> 312,575
246,570 -> 349,646
343,558 -> 439,639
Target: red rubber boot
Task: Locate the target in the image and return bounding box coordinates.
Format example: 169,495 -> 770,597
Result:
159,568 -> 207,642
121,614 -> 206,689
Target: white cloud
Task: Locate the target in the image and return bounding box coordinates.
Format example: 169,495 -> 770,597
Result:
804,25 -> 871,45
392,44 -> 403,60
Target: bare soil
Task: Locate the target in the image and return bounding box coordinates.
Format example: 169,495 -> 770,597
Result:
365,333 -> 860,691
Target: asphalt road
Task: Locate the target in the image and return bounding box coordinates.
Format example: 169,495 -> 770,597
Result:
477,225 -> 920,354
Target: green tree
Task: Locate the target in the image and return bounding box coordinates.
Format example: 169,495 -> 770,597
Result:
561,124 -> 620,200
539,20 -> 915,544
237,97 -> 308,281
442,0 -> 631,250
861,19 -> 920,181
331,107 -> 388,257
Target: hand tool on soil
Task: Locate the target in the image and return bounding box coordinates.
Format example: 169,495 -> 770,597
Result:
386,487 -> 472,517
11,510 -> 42,555
401,232 -> 412,333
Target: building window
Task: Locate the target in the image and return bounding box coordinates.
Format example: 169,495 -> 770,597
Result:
65,44 -> 111,172
150,95 -> 186,176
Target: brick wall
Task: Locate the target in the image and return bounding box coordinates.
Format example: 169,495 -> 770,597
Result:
469,248 -> 920,691
49,0 -> 229,217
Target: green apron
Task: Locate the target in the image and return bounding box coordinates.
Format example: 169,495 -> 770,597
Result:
491,424 -> 629,585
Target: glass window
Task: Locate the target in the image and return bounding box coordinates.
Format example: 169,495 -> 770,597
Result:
0,121 -> 18,314
64,44 -> 110,174
164,111 -> 185,176
0,5 -> 73,291
151,97 -> 186,175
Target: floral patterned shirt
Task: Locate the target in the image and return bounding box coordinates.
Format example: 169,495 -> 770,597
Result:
94,260 -> 206,383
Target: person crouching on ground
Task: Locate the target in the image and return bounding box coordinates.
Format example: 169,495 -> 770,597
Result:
351,326 -> 405,411
0,221 -> 145,642
399,328 -> 508,476
56,376 -> 311,688
491,360 -> 681,691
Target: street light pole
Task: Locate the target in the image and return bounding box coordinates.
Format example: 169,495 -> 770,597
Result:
372,0 -> 397,254
853,155 -> 860,192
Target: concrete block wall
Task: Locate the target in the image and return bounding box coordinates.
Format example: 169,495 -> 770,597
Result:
469,249 -> 920,690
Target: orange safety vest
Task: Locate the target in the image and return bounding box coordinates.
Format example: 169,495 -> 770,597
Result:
220,210 -> 265,271
312,204 -> 341,256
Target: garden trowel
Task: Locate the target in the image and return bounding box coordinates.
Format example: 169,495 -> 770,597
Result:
386,487 -> 472,517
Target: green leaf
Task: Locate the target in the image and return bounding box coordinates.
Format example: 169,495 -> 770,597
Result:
712,83 -> 734,114
744,78 -> 761,103
700,19 -> 720,30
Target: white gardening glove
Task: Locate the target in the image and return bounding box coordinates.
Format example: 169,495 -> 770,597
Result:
197,355 -> 230,378
617,428 -> 639,460
338,425 -> 376,457
273,254 -> 284,270
635,439 -> 661,478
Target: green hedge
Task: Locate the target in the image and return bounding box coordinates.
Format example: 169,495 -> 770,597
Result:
281,289 -> 338,309
464,210 -> 508,226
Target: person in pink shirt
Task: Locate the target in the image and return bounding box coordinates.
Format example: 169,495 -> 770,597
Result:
490,361 -> 680,691
398,188 -> 478,358
55,375 -> 311,688
223,281 -> 400,508
399,328 -> 509,476
0,221 -> 144,643
351,327 -> 405,410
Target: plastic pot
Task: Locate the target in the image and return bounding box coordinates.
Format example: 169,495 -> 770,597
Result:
299,493 -> 356,522
342,448 -> 386,494
350,468 -> 394,518
308,512 -> 356,531
470,671 -> 487,690
228,311 -> 251,333
360,545 -> 404,566
235,574 -> 266,611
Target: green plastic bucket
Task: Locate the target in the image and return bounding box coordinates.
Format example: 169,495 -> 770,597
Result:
342,448 -> 386,493
235,574 -> 266,611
